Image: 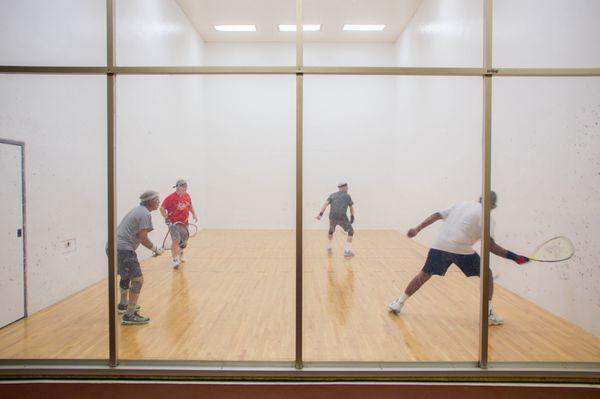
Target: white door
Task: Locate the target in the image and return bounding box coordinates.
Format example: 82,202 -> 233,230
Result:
0,142 -> 25,328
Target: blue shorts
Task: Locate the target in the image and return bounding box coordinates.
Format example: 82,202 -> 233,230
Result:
422,248 -> 481,277
328,217 -> 354,236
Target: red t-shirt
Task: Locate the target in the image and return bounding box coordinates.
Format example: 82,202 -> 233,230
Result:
162,192 -> 192,225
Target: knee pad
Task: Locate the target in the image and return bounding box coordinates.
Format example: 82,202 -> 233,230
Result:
347,228 -> 355,237
119,278 -> 130,290
130,279 -> 143,294
179,242 -> 187,249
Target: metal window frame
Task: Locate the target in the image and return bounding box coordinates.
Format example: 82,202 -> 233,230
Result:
0,0 -> 599,382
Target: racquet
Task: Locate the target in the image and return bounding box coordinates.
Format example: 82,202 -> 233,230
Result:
529,236 -> 574,262
153,221 -> 198,255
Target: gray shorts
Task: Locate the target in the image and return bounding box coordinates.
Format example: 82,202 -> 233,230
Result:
169,223 -> 189,248
329,217 -> 354,236
117,250 -> 142,280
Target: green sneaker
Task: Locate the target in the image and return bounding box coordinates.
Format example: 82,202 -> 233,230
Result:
117,304 -> 140,314
121,311 -> 150,325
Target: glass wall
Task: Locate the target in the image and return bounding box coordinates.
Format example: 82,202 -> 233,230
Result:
489,77 -> 600,362
0,75 -> 108,360
303,75 -> 483,361
116,75 -> 296,361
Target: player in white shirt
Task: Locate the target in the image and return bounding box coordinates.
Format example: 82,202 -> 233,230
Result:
388,191 -> 529,325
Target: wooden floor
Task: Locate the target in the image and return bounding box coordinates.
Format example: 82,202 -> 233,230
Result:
0,230 -> 598,362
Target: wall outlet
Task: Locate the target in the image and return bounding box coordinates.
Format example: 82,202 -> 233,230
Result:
62,238 -> 76,253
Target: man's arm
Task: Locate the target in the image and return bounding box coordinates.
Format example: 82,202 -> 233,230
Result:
190,205 -> 198,222
407,212 -> 443,238
138,229 -> 157,252
490,238 -> 529,264
159,206 -> 169,220
315,201 -> 330,220
349,205 -> 355,224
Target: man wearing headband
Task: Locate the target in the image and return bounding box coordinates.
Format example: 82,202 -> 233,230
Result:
115,190 -> 163,325
388,191 -> 529,325
160,179 -> 198,269
315,182 -> 356,258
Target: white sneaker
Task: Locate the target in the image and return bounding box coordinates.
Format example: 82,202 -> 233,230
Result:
172,258 -> 180,270
388,298 -> 404,315
179,251 -> 186,263
488,309 -> 504,325
343,250 -> 355,258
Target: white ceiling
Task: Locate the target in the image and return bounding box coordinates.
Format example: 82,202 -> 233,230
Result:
176,0 -> 422,43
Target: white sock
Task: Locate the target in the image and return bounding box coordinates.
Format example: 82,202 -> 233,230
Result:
345,242 -> 351,251
326,242 -> 332,250
488,300 -> 493,314
399,293 -> 409,303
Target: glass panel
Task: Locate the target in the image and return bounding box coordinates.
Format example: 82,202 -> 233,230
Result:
489,77 -> 600,362
304,75 -> 482,361
494,0 -> 600,68
304,0 -> 483,67
116,75 -> 295,361
116,0 -> 296,67
0,74 -> 108,359
0,0 -> 106,67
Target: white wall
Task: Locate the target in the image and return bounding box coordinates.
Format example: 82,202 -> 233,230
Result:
0,75 -> 107,314
393,0 -> 600,336
0,0 -> 106,66
494,0 -> 600,68
491,77 -> 600,337
395,0 -> 483,67
0,0 -> 206,314
200,75 -> 296,229
304,76 -> 397,229
116,0 -> 204,66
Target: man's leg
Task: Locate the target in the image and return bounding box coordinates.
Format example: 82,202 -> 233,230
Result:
389,249 -> 450,314
343,221 -> 355,257
327,220 -> 335,253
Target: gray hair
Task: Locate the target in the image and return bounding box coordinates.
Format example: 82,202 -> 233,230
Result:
139,190 -> 159,205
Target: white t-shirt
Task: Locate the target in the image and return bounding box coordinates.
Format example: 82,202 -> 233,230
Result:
431,201 -> 494,255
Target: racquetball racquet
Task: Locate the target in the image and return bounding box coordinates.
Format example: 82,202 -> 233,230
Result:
529,236 -> 574,262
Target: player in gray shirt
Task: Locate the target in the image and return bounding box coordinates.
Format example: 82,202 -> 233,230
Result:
315,182 -> 356,257
115,190 -> 163,325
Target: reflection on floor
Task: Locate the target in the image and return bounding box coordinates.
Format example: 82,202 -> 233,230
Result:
0,230 -> 598,361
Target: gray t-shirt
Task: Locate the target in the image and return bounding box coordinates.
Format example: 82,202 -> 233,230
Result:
327,191 -> 354,220
117,205 -> 154,251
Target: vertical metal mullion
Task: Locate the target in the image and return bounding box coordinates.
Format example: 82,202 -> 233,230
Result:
106,0 -> 118,368
295,0 -> 304,370
479,0 -> 493,369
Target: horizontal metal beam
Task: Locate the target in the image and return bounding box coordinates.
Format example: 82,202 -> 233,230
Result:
0,362 -> 598,383
496,68 -> 600,77
113,66 -> 298,75
2,66 -> 600,77
0,66 -> 108,74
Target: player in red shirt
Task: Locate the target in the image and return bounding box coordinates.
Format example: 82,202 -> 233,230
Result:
160,179 -> 198,269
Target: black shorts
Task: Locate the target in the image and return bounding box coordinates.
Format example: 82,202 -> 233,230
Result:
422,248 -> 480,277
117,250 -> 142,280
329,217 -> 354,236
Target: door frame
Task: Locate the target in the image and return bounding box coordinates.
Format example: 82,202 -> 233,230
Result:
0,138 -> 27,318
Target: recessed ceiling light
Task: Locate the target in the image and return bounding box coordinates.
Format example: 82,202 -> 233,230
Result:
343,24 -> 386,31
214,25 -> 256,32
278,24 -> 321,32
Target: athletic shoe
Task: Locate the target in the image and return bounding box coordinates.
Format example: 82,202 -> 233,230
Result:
179,251 -> 186,263
326,247 -> 333,254
172,258 -> 180,269
117,304 -> 140,314
388,298 -> 404,315
121,312 -> 150,325
343,250 -> 355,258
488,309 -> 504,326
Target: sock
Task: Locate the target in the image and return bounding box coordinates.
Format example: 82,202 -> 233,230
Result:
326,242 -> 332,250
399,293 -> 409,303
345,242 -> 351,251
119,288 -> 128,307
488,300 -> 493,315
